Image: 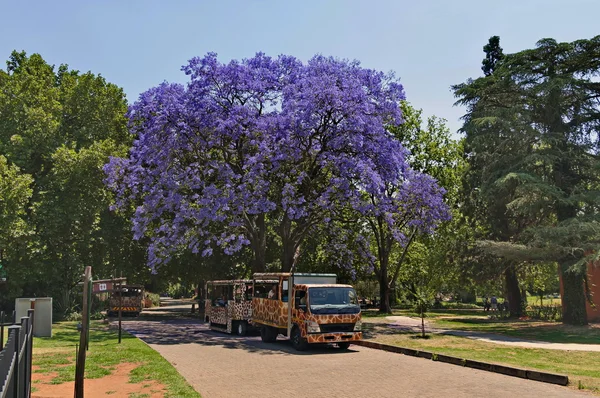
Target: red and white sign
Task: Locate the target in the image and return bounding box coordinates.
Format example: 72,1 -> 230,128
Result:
92,281 -> 113,293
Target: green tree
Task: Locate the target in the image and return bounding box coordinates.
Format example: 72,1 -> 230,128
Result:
454,36 -> 600,325
359,102 -> 463,312
0,51 -> 141,312
0,156 -> 33,301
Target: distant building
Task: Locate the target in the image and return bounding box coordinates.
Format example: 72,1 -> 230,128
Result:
560,261 -> 600,322
585,262 -> 600,322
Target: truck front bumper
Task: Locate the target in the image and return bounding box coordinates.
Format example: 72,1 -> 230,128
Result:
306,331 -> 362,344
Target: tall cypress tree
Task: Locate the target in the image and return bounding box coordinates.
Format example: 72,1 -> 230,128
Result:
482,36 -> 504,76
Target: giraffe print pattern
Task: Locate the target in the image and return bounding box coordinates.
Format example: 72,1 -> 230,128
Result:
251,297 -> 289,327
205,280 -> 253,334
252,284 -> 362,344
205,300 -> 253,334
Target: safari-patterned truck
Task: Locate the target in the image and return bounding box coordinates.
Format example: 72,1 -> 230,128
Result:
204,280 -> 256,336
252,273 -> 362,351
107,284 -> 144,317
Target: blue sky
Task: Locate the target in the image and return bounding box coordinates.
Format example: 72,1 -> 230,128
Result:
1,0 -> 598,134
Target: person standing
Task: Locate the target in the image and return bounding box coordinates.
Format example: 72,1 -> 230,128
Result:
490,295 -> 498,311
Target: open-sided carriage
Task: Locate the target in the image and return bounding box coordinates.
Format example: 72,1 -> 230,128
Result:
204,280 -> 258,336
107,284 -> 144,317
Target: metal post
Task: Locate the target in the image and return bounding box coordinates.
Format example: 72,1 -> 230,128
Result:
8,325 -> 21,398
1,311 -> 5,350
75,266 -> 91,398
27,309 -> 34,398
287,273 -> 294,338
86,279 -> 91,351
118,281 -> 122,344
20,317 -> 29,398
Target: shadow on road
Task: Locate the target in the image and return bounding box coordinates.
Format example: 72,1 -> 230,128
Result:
111,314 -> 360,356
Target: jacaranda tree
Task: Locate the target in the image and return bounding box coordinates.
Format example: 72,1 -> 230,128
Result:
106,53 -> 448,274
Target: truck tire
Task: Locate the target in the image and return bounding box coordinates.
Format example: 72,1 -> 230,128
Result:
236,321 -> 248,336
291,326 -> 308,351
260,326 -> 277,343
338,342 -> 351,350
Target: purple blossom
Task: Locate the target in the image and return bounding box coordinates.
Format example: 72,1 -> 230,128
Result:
104,52 -> 449,270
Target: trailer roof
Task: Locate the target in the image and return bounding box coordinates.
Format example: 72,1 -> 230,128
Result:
205,279 -> 253,285
253,272 -> 337,279
300,284 -> 354,289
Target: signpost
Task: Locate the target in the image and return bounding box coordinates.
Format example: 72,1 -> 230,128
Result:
92,282 -> 112,293
89,277 -> 126,343
74,275 -> 127,397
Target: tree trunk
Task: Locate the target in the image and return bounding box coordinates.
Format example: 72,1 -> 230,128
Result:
421,312 -> 425,338
252,214 -> 266,272
281,241 -> 295,272
378,256 -> 391,313
561,262 -> 588,325
504,265 -> 522,317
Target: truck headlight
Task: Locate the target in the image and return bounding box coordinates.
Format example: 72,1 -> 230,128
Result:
306,320 -> 320,333
353,321 -> 362,331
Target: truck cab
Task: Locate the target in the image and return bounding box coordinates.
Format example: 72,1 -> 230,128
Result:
252,273 -> 362,351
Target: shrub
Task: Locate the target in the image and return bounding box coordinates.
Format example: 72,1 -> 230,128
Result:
525,304 -> 562,321
441,302 -> 481,310
63,311 -> 82,321
145,292 -> 160,308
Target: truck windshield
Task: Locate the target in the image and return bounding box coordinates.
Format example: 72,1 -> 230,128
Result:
308,287 -> 360,314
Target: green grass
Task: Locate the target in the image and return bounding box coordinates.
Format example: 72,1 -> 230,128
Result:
362,308 -> 599,344
430,317 -> 599,344
33,321 -> 200,397
366,325 -> 600,394
362,308 -> 488,319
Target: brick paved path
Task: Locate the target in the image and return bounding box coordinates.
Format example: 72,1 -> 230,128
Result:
121,318 -> 585,398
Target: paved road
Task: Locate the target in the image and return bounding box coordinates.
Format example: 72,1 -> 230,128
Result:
118,316 -> 586,398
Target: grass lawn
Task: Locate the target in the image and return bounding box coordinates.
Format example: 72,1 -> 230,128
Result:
365,325 -> 600,394
431,317 -> 599,344
33,321 -> 200,397
362,309 -> 600,344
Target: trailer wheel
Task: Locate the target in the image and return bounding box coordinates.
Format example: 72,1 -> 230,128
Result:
291,326 -> 308,351
338,342 -> 351,350
260,326 -> 277,343
236,321 -> 248,336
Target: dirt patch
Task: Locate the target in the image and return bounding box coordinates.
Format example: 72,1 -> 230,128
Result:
32,371 -> 59,384
32,362 -> 166,398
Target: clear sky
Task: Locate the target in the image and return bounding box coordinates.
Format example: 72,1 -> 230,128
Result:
1,0 -> 598,134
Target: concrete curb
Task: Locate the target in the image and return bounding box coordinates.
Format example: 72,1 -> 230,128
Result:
354,340 -> 569,386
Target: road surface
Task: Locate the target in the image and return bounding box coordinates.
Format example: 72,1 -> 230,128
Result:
118,314 -> 585,398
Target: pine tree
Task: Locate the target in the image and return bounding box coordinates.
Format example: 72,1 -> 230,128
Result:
455,36 -> 600,325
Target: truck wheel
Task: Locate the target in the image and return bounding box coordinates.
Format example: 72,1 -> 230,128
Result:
338,342 -> 351,350
260,326 -> 277,343
236,321 -> 248,336
291,326 -> 308,351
